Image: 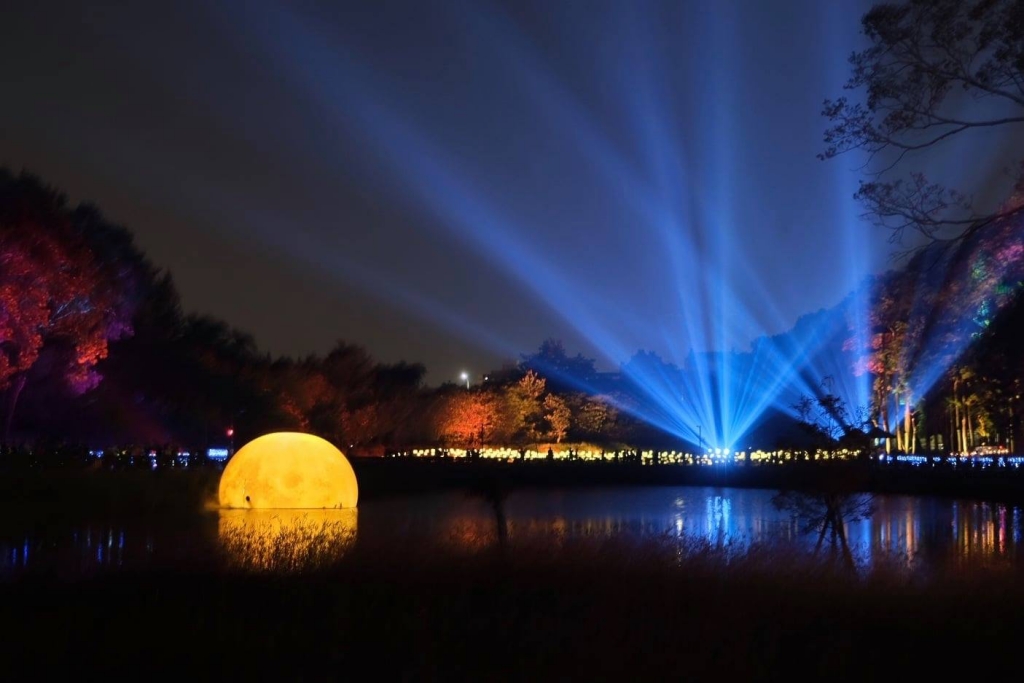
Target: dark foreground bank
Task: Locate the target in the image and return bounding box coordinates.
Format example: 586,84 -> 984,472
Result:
2,462 -> 1023,678
1,538 -> 1022,679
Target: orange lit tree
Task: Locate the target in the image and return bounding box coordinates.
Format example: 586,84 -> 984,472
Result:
436,389 -> 498,448
543,393 -> 571,443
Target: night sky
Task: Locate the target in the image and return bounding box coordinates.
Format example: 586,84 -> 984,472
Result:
1,0 -> 933,384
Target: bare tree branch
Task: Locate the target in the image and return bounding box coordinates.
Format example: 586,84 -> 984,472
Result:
823,0 -> 1024,246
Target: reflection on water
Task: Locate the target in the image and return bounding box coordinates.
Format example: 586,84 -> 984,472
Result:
948,500 -> 1023,565
359,488 -> 1024,569
2,488 -> 1023,576
0,520 -> 207,574
217,509 -> 358,571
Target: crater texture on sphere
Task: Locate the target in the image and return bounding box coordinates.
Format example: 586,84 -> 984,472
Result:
218,432 -> 358,509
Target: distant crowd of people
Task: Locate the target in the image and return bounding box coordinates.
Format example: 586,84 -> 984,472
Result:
383,446 -> 651,464
0,443 -> 229,471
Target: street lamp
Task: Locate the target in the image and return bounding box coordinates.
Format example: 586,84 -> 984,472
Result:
460,371 -> 469,389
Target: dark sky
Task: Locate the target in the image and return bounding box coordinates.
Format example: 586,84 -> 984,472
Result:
1,0 -> 922,384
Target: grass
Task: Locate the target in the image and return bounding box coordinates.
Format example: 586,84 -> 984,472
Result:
2,523 -> 1022,679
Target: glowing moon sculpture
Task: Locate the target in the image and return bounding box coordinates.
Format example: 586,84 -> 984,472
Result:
218,432 -> 359,509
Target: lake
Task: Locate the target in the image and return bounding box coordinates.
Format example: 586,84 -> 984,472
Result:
3,486 -> 1022,576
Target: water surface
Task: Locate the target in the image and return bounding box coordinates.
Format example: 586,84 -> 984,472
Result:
3,487 -> 1022,575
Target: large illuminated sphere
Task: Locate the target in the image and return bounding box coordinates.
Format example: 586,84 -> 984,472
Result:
218,432 -> 358,509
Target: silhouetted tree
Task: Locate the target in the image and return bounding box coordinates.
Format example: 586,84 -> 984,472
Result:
822,0 -> 1024,248
520,339 -> 596,392
568,393 -> 617,442
774,388 -> 875,571
467,475 -> 511,552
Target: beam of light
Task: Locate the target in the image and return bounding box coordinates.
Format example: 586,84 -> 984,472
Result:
808,2 -> 1024,429
208,0 -> 895,450
229,205 -> 528,362
828,175 -> 874,415
598,2 -> 870,449
170,173 -> 528,362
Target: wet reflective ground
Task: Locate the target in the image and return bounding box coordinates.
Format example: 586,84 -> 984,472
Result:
3,487 -> 1022,576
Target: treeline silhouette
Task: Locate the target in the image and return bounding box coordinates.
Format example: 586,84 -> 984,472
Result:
2,168 -> 1024,456
0,170 -> 660,452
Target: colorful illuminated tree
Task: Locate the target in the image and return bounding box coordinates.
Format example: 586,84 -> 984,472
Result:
0,172 -> 139,440
845,188 -> 1024,455
847,281 -> 921,452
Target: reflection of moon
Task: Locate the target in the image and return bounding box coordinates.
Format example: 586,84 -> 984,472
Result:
218,432 -> 358,509
218,508 -> 358,570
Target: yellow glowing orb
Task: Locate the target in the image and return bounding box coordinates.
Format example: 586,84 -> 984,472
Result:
218,432 -> 358,509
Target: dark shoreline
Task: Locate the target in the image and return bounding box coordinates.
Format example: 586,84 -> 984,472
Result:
352,457 -> 1024,504
0,457 -> 1023,520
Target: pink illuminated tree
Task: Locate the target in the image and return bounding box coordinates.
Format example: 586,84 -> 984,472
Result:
0,172 -> 139,440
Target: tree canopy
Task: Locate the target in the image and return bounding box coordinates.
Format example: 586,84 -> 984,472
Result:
823,0 -> 1024,247
0,171 -> 148,438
